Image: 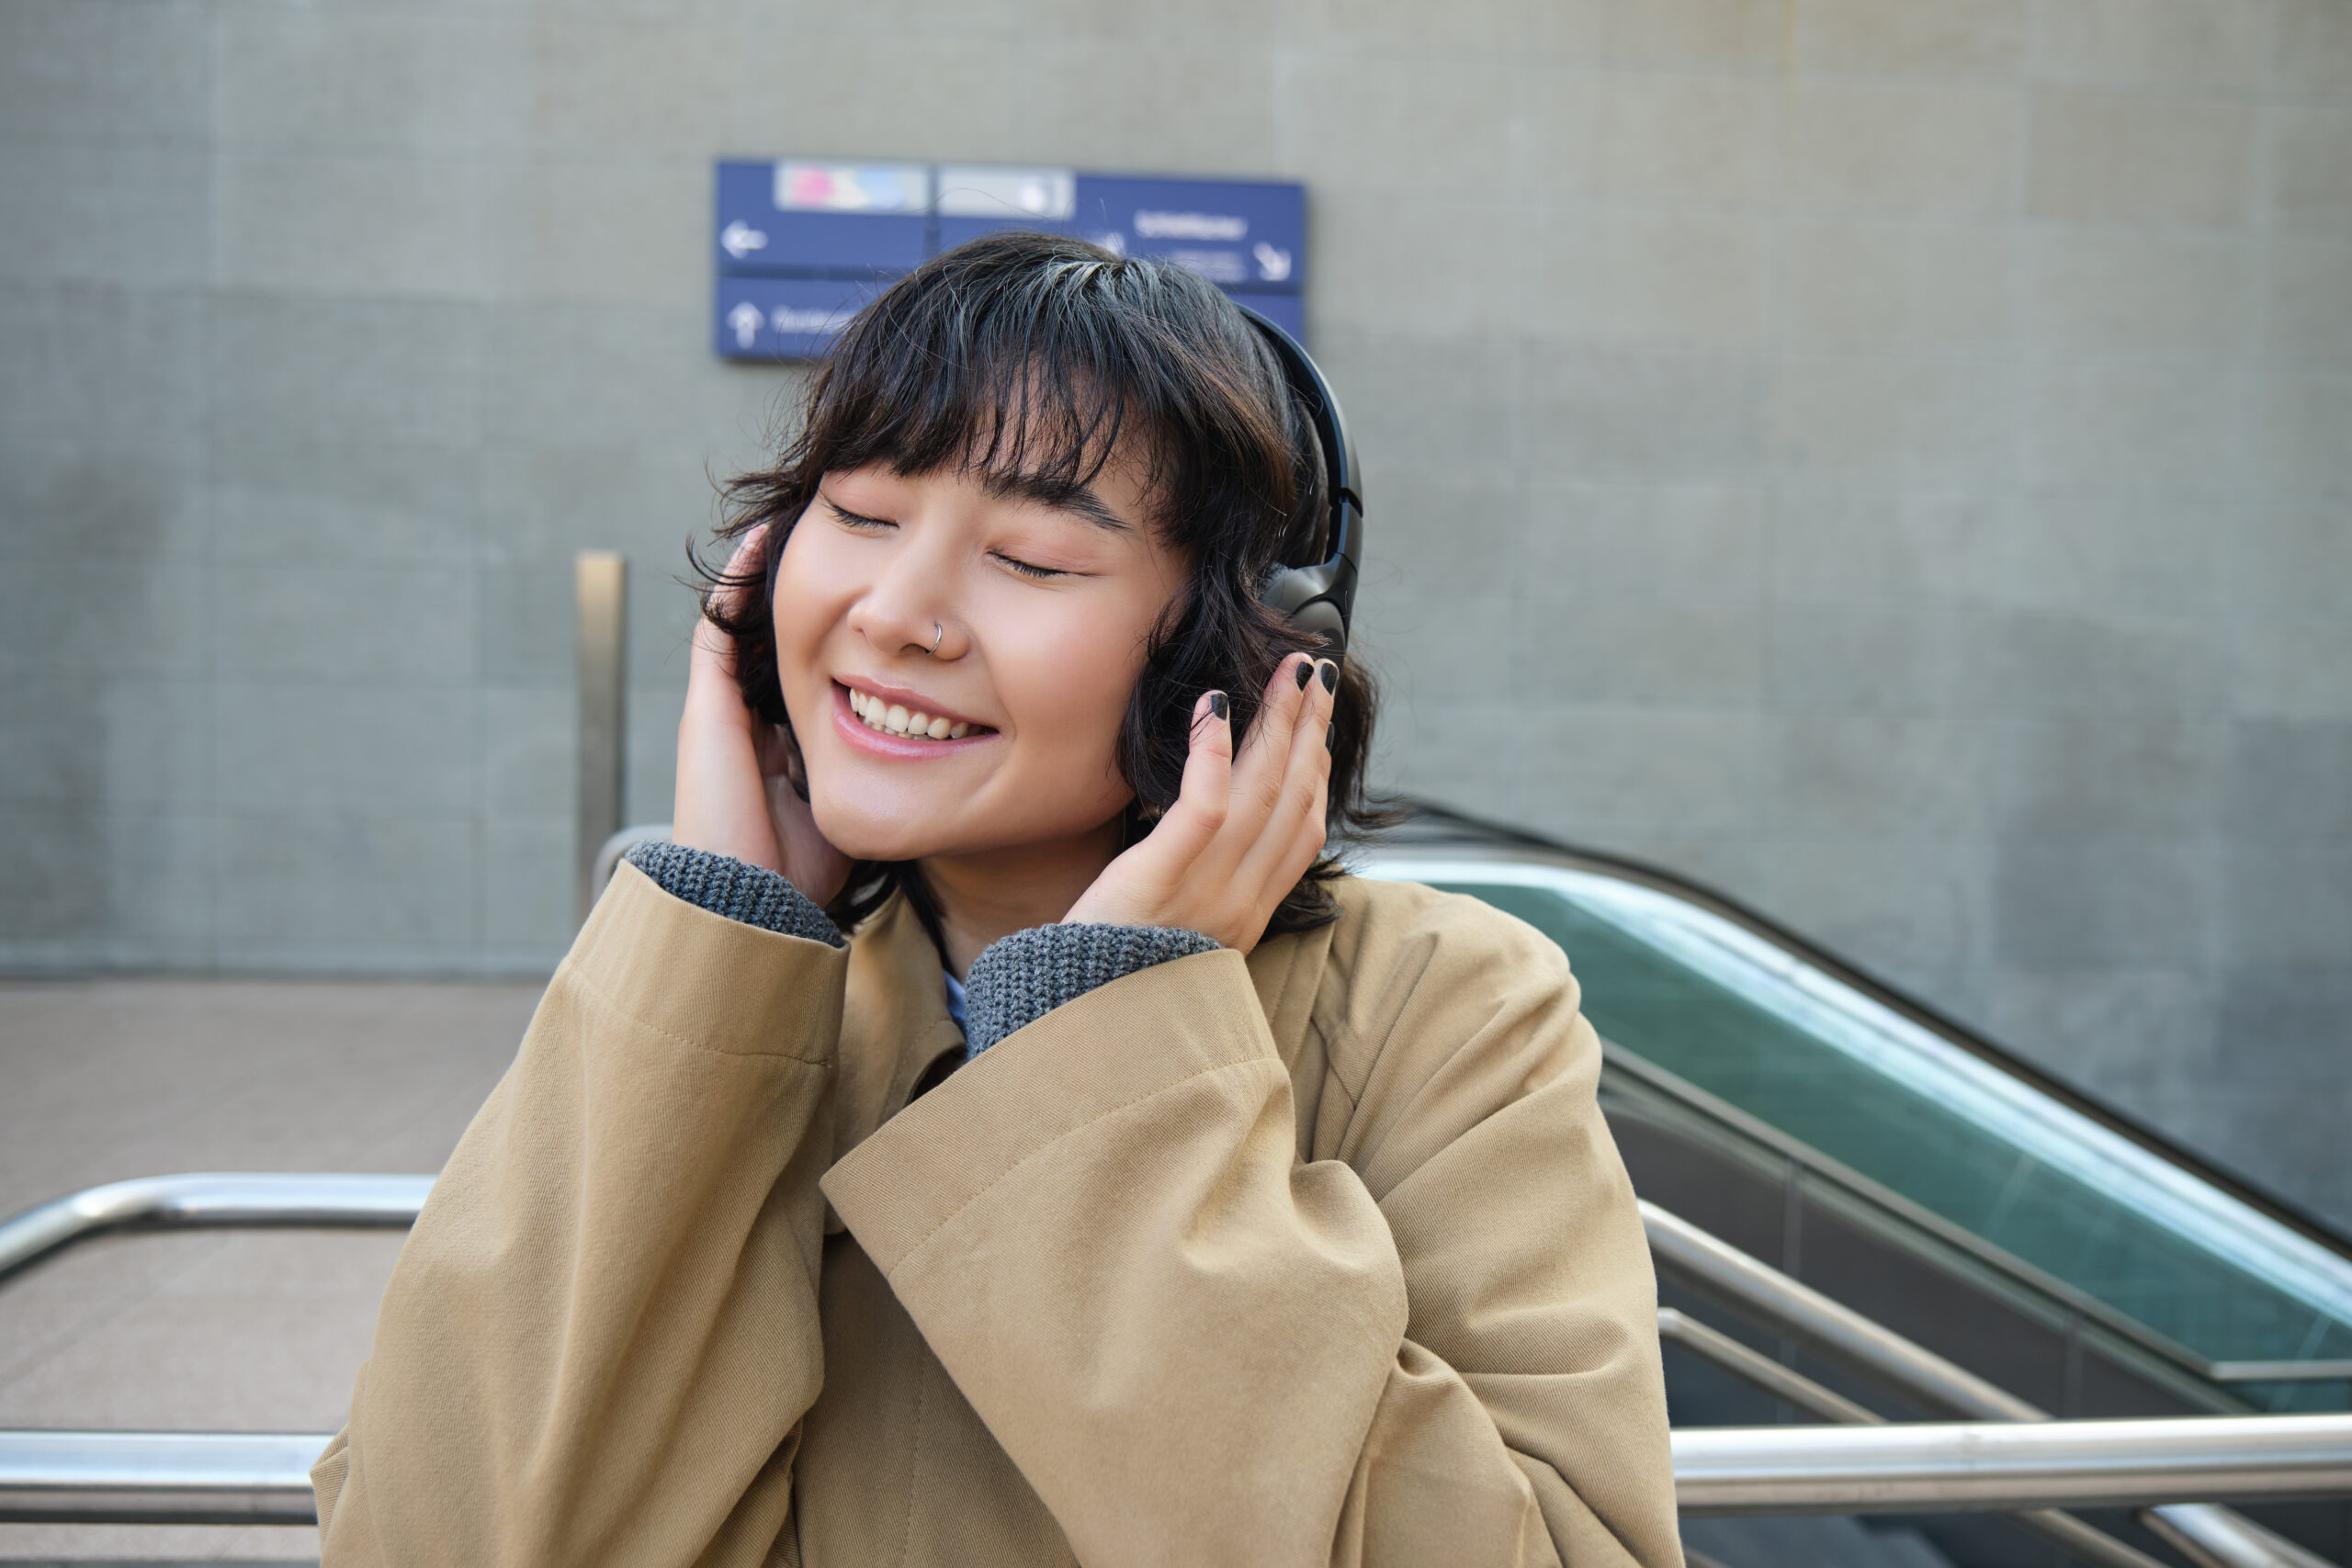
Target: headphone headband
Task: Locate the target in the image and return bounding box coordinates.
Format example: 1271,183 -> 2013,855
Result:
1234,304 -> 1364,663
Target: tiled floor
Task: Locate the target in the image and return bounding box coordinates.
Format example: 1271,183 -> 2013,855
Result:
0,979 -> 539,1564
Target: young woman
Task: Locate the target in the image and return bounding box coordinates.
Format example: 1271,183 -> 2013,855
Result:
312,233 -> 1681,1567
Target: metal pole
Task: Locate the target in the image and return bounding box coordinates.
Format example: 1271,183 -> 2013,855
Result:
1658,1308 -> 2172,1568
0,1432 -> 324,1525
575,551 -> 628,927
0,1174 -> 434,1286
1644,1202 -> 2336,1568
1670,1416 -> 2352,1517
10,1417 -> 2352,1527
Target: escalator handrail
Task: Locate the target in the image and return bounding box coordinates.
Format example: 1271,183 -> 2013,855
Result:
1374,799 -> 2352,1268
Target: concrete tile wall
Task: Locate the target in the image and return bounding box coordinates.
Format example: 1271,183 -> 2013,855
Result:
1,0 -> 2346,1224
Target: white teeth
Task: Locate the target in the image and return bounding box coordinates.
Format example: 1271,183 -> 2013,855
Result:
847,686 -> 979,739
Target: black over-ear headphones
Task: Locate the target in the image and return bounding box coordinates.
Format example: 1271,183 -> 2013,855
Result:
1236,305 -> 1363,665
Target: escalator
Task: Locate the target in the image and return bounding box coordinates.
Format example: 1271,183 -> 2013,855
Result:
1363,804 -> 2352,1568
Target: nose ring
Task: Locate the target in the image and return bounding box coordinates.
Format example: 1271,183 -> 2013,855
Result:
929,621 -> 943,657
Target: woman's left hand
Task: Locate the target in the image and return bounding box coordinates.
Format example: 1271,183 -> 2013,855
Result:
1061,652 -> 1337,953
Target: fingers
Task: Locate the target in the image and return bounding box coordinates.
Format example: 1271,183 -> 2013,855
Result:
1153,690 -> 1234,859
1236,656 -> 1336,892
1227,652 -> 1317,825
1073,663 -> 1331,948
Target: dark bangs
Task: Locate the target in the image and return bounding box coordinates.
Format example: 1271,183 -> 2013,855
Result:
702,230 -> 1387,940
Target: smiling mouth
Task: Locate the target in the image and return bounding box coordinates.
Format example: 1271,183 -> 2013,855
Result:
842,684 -> 994,742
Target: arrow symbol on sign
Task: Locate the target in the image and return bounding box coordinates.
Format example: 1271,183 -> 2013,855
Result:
727,300 -> 763,351
721,220 -> 769,259
1253,243 -> 1293,283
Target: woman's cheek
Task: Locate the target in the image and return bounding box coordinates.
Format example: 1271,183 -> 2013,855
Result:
1033,609 -> 1157,796
768,542 -> 838,722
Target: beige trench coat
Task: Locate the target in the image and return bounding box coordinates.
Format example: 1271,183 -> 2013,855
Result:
312,861 -> 1682,1567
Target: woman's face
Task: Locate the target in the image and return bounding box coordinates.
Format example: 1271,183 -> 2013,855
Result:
771,456 -> 1189,864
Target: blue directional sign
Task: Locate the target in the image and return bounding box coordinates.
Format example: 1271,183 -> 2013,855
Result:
713,160 -> 1309,363
712,161 -> 931,278
712,276 -> 888,361
1069,175 -> 1304,294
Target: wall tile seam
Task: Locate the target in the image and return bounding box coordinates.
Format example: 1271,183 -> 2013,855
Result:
2015,74 -> 2277,96
2021,80 -> 2290,109
0,277 -> 218,306
2016,214 -> 2278,245
0,131 -> 218,154
205,804 -> 485,818
200,288 -> 500,324
207,147 -> 527,167
203,671 -> 491,688
202,551 -> 488,570
205,134 -> 539,159
1217,38 -> 1564,68
203,280 -> 513,309
1773,63 -> 2039,88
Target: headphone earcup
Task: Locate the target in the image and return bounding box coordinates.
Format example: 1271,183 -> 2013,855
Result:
1286,599 -> 1347,657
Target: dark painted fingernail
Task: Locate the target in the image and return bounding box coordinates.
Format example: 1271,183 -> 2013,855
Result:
1317,659 -> 1338,693
1294,658 -> 1313,690
1208,691 -> 1228,720
1325,725 -> 1335,752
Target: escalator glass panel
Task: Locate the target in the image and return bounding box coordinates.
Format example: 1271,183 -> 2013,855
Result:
1368,855 -> 2352,1383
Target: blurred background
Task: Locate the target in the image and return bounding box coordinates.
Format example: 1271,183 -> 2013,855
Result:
4,0 -> 2351,1561
6,0 -> 2344,1221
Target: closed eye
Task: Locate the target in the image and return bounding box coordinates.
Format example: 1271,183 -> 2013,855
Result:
825,500 -> 896,532
991,550 -> 1069,581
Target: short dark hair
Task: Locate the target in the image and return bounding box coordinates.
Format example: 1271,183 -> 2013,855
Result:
701,230 -> 1388,939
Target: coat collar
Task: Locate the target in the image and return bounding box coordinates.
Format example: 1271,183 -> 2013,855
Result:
831,887 -> 1343,1179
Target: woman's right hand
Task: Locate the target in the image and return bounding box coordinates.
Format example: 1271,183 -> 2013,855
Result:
671,525 -> 854,906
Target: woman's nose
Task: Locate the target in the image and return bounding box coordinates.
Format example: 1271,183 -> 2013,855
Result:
848,559 -> 960,660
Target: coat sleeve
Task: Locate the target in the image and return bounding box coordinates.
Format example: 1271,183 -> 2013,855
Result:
819,895 -> 1683,1568
311,861 -> 847,1567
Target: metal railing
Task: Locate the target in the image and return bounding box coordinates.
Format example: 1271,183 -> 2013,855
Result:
1674,1416 -> 2352,1517
1645,1202 -> 2340,1568
6,1171 -> 2351,1553
0,1172 -> 430,1285
0,1431 -> 323,1525
6,1417 -> 2350,1529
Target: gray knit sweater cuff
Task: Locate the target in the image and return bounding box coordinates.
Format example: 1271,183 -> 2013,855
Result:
963,923 -> 1220,1055
623,841 -> 844,949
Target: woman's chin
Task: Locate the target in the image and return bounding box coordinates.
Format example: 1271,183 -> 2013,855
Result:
810,811 -> 944,865
808,785 -> 1129,867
